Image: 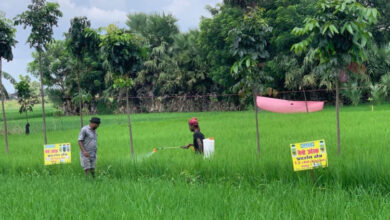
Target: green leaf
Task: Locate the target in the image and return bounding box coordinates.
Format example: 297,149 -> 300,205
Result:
233,65 -> 238,73
341,2 -> 346,11
360,36 -> 367,48
322,24 -> 329,35
365,8 -> 371,18
292,27 -> 303,36
307,23 -> 313,31
346,24 -> 354,35
329,25 -> 339,34
372,9 -> 378,19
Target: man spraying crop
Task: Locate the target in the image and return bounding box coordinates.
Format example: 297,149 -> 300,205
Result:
78,117 -> 101,180
181,117 -> 205,154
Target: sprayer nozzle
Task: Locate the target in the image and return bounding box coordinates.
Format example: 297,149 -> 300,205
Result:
153,148 -> 157,153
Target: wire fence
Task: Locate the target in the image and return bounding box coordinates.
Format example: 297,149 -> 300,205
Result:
0,84 -> 387,135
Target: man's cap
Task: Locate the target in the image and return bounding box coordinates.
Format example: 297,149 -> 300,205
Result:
90,117 -> 101,124
188,117 -> 198,126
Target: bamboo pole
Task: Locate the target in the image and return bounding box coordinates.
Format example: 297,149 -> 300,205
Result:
38,49 -> 48,144
253,89 -> 260,159
0,59 -> 9,154
76,59 -> 83,128
126,87 -> 135,158
336,78 -> 341,156
303,89 -> 309,113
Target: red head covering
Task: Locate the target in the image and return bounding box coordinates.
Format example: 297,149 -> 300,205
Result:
188,117 -> 198,126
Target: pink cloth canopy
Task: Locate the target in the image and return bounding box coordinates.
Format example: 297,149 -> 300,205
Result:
256,96 -> 324,113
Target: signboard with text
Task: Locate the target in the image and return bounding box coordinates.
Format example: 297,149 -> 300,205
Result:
290,140 -> 328,171
44,143 -> 71,166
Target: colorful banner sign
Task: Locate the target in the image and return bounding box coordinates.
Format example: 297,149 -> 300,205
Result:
290,140 -> 328,171
44,143 -> 71,166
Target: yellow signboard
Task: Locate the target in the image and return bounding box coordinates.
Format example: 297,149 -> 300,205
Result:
44,143 -> 71,166
290,140 -> 328,171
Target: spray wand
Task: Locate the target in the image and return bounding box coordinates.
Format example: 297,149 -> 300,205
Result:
152,146 -> 195,153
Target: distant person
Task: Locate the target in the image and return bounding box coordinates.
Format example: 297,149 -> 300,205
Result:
181,117 -> 205,154
25,123 -> 30,135
78,117 -> 101,180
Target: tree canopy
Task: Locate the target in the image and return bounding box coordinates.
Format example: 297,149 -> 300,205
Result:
14,0 -> 62,51
11,0 -> 388,114
0,15 -> 17,61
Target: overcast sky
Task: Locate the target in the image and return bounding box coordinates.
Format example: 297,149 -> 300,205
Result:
0,0 -> 222,93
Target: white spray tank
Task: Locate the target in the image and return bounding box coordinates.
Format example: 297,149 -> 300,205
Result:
203,138 -> 215,159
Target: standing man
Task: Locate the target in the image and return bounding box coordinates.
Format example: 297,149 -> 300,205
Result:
78,117 -> 101,179
182,117 -> 205,154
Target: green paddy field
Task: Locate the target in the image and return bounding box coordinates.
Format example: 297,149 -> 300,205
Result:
0,101 -> 390,219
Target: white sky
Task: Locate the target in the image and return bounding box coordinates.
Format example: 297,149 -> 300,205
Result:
0,0 -> 222,92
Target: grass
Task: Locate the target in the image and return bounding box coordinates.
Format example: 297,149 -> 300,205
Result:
0,101 -> 390,219
1,176 -> 389,219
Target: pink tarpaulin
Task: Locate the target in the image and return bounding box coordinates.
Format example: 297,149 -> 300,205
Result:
256,96 -> 324,113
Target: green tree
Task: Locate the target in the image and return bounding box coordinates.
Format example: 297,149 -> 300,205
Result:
172,30 -> 213,96
280,55 -> 317,111
135,41 -> 178,99
28,40 -> 75,115
358,0 -> 390,44
15,75 -> 39,125
81,28 -> 104,114
369,83 -> 386,105
229,7 -> 272,97
128,13 -> 208,111
199,5 -> 244,97
100,27 -> 145,157
0,14 -> 17,154
28,38 -> 106,115
223,0 -> 274,10
292,0 -> 378,155
0,72 -> 16,99
262,0 -> 317,94
365,43 -> 390,83
228,7 -> 272,158
66,17 -> 96,127
14,0 -> 63,144
264,0 -> 316,56
127,13 -> 179,47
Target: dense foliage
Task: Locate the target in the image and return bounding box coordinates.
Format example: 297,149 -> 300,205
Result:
14,75 -> 38,123
15,0 -> 389,114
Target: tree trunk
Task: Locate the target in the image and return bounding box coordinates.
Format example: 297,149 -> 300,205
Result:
126,87 -> 135,158
25,110 -> 30,135
303,89 -> 309,113
0,59 -> 9,154
253,88 -> 260,159
336,77 -> 341,156
38,49 -> 48,144
76,59 -> 83,128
